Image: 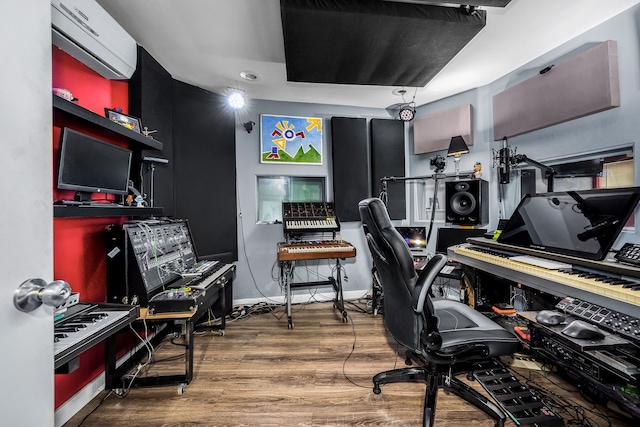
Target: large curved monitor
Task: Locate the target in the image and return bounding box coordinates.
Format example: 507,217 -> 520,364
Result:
57,128 -> 132,202
497,187 -> 640,260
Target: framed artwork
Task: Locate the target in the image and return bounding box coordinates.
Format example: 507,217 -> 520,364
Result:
260,114 -> 323,164
104,108 -> 142,133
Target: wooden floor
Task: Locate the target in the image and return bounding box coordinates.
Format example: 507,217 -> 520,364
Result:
64,301 -> 634,427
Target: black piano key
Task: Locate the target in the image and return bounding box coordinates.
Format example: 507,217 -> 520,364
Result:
56,326 -> 80,332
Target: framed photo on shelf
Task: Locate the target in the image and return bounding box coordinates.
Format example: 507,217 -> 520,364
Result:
104,108 -> 142,133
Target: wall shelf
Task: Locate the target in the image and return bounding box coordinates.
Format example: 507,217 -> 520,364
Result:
54,205 -> 163,218
53,95 -> 163,151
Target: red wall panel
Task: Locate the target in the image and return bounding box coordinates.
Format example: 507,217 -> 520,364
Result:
53,47 -> 130,409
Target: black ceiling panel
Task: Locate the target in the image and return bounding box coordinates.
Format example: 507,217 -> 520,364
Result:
280,0 -> 486,87
384,1 -> 511,7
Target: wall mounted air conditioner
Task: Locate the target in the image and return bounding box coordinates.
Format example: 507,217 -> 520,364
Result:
51,0 -> 137,80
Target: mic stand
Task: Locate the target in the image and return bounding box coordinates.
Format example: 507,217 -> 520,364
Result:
513,154 -> 556,192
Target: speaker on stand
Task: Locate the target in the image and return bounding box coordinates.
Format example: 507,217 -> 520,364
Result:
445,179 -> 489,225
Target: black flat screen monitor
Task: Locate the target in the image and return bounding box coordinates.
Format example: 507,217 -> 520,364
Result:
497,187 -> 640,260
436,228 -> 487,254
57,128 -> 132,202
396,226 -> 427,255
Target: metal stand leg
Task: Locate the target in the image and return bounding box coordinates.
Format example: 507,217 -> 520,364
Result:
333,258 -> 347,322
281,261 -> 294,329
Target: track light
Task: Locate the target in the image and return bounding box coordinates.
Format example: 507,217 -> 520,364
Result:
226,89 -> 246,110
399,105 -> 415,122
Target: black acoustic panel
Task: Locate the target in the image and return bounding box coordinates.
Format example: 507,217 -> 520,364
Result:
445,179 -> 489,225
172,80 -> 238,260
129,47 -> 174,215
280,0 -> 486,87
371,119 -> 405,220
331,117 -> 369,222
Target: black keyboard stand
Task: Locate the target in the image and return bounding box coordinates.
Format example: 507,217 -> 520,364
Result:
104,279 -> 226,394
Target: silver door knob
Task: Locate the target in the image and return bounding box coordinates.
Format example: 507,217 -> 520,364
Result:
14,279 -> 72,312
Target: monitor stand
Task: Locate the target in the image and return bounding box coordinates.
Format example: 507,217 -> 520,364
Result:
73,191 -> 93,204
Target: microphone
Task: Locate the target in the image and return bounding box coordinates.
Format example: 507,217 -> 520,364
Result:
498,137 -> 511,184
577,219 -> 619,242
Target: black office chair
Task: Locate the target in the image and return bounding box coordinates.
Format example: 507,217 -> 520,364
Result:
358,198 -> 519,427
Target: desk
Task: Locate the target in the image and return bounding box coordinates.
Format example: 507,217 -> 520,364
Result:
104,276 -> 228,394
278,241 -> 356,328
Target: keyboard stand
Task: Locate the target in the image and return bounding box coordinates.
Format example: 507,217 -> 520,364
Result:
279,258 -> 347,329
104,279 -> 226,394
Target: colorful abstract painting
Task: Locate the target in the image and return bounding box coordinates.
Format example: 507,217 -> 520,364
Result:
260,114 -> 323,164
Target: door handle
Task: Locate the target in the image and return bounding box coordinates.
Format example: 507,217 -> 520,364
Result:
14,278 -> 71,312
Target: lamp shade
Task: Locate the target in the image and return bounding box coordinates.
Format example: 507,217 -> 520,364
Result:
447,135 -> 469,157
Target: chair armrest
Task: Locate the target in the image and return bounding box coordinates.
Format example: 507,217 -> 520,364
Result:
412,254 -> 447,313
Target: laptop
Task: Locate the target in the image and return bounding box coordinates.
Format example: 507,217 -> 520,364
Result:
436,227 -> 487,277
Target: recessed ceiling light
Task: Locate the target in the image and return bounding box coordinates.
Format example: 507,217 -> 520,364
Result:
240,70 -> 259,81
392,88 -> 408,96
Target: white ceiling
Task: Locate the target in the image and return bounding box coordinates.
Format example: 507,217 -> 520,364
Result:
97,0 -> 640,110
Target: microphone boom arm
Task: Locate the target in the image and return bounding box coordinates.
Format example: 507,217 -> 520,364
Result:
513,154 -> 556,192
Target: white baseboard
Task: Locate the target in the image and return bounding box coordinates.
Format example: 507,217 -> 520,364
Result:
232,289 -> 370,308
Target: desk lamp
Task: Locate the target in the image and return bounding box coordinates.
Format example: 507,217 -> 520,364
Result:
447,135 -> 470,179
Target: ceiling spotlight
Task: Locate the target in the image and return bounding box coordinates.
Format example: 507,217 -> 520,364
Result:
226,89 -> 246,110
399,105 -> 415,122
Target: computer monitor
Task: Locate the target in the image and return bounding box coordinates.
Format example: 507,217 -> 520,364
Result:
497,187 -> 640,260
395,226 -> 427,256
57,128 -> 132,203
436,227 -> 487,255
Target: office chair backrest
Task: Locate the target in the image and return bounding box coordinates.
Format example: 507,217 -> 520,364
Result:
359,198 -> 442,352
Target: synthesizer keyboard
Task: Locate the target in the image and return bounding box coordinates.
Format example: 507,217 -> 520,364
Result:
282,202 -> 340,234
54,302 -> 139,369
148,263 -> 236,314
277,241 -> 356,261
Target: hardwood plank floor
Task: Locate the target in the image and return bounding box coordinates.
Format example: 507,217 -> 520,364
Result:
63,301 -> 635,427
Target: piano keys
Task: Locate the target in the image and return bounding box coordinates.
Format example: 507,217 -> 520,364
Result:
449,237 -> 640,334
277,241 -> 356,261
55,302 -> 139,370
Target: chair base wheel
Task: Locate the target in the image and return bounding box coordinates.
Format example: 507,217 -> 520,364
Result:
373,383 -> 381,394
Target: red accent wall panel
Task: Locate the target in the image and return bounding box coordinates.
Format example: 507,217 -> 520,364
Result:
413,104 -> 473,154
52,47 -> 131,409
493,40 -> 620,140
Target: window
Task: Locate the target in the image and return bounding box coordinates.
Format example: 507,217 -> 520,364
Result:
256,176 -> 326,223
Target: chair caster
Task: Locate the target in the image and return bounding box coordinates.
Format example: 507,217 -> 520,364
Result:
405,356 -> 412,366
373,383 -> 381,394
466,372 -> 475,381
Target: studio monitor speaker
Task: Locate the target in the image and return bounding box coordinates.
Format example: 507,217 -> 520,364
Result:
445,179 -> 489,225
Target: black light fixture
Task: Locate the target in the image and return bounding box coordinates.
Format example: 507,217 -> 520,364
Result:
447,135 -> 470,178
243,121 -> 255,133
399,105 -> 415,121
